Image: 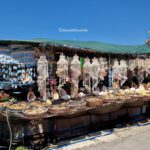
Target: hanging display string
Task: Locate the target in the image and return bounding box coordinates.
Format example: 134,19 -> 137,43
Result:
6,108 -> 12,150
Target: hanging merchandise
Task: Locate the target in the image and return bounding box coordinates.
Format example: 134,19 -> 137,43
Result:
136,58 -> 145,83
66,56 -> 73,78
83,58 -> 92,93
128,59 -> 136,71
56,53 -> 68,86
112,59 -> 121,89
145,59 -> 150,76
99,57 -> 107,80
91,57 -> 100,92
99,57 -> 108,70
37,55 -> 49,100
0,54 -> 20,64
119,60 -> 127,86
112,59 -> 121,81
70,54 -> 81,98
80,57 -> 84,68
20,68 -> 33,85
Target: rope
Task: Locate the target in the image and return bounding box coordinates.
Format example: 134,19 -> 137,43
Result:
6,108 -> 12,150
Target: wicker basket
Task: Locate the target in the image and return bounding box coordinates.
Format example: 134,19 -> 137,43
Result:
49,106 -> 70,115
90,102 -> 116,114
115,101 -> 124,111
143,96 -> 150,102
0,102 -> 11,111
62,108 -> 88,117
23,107 -> 48,117
116,97 -> 131,103
125,98 -> 144,108
131,96 -> 143,101
68,100 -> 87,110
6,102 -> 30,113
86,99 -> 103,108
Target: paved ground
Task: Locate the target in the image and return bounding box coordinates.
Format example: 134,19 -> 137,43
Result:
58,123 -> 150,150
81,125 -> 150,150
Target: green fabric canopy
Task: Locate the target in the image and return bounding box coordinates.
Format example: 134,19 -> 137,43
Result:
31,39 -> 150,54
0,39 -> 150,54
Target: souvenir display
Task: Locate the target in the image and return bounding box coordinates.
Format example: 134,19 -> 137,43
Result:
99,57 -> 108,69
112,59 -> 121,82
0,54 -> 20,64
145,59 -> 150,76
70,55 -> 81,98
37,55 -> 49,100
83,58 -> 92,92
128,59 -> 136,71
56,53 -> 68,85
120,60 -> 127,86
1,42 -> 150,150
136,58 -> 145,83
91,58 -> 100,92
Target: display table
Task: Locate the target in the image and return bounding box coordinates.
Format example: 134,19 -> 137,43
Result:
0,99 -> 150,149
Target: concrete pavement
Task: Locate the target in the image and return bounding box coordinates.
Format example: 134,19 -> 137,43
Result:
81,125 -> 150,150
57,122 -> 150,150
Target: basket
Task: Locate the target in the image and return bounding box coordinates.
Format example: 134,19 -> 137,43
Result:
62,108 -> 88,117
68,100 -> 87,110
90,102 -> 116,114
7,102 -> 30,113
0,102 -> 11,111
30,101 -> 52,108
143,96 -> 150,102
124,98 -> 144,108
86,99 -> 103,108
102,98 -> 116,103
115,101 -> 124,111
116,97 -> 131,103
131,95 -> 143,101
0,107 -> 5,111
23,106 -> 48,117
49,106 -> 70,115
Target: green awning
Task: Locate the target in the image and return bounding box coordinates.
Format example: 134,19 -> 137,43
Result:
0,39 -> 150,55
31,39 -> 150,54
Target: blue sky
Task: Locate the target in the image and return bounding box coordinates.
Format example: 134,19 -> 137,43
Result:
0,0 -> 150,45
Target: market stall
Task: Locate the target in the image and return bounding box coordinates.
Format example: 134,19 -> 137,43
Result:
0,40 -> 150,149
